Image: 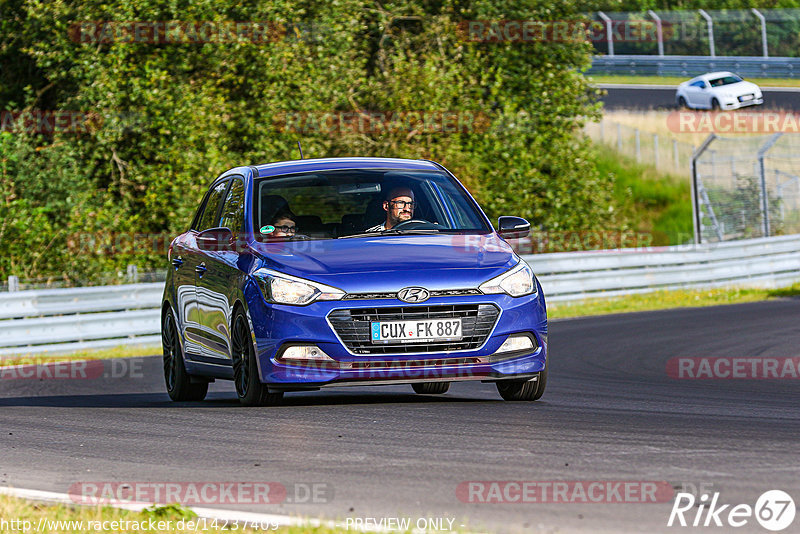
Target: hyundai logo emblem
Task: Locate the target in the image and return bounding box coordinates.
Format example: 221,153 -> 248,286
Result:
397,287 -> 430,303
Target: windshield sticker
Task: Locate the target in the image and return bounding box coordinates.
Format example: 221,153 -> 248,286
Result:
260,225 -> 275,234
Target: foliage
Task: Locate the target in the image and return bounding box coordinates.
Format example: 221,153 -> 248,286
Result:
1,0 -> 618,282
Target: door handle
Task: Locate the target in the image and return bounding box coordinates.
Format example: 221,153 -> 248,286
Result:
195,262 -> 207,275
171,256 -> 183,268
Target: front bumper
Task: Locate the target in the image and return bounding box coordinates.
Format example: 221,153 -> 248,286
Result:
245,285 -> 548,388
720,96 -> 763,109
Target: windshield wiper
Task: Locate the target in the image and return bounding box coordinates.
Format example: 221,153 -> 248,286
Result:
338,228 -> 441,239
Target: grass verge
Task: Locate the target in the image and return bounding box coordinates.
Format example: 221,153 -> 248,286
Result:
0,345 -> 160,367
548,283 -> 800,319
593,143 -> 693,245
588,74 -> 800,88
0,494 -> 338,534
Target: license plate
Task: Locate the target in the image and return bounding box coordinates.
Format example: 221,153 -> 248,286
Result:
740,94 -> 753,101
371,319 -> 462,344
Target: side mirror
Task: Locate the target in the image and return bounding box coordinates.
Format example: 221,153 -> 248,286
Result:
196,227 -> 234,252
497,216 -> 530,239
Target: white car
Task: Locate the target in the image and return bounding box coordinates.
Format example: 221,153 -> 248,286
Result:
676,72 -> 763,110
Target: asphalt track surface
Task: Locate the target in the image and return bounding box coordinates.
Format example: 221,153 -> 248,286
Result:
599,84 -> 800,111
1,300 -> 799,533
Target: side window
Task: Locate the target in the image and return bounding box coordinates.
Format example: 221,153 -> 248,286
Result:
196,180 -> 229,231
219,178 -> 245,235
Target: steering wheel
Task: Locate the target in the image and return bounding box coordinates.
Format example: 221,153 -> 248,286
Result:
390,219 -> 438,230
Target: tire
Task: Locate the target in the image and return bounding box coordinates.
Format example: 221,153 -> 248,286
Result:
231,309 -> 283,407
496,367 -> 547,401
162,309 -> 208,402
711,98 -> 720,111
411,382 -> 450,395
677,96 -> 687,109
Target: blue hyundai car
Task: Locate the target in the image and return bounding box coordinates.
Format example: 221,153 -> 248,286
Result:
161,157 -> 547,405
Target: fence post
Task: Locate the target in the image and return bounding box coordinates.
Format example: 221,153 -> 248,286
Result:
653,134 -> 659,169
127,264 -> 139,283
692,134 -> 718,244
699,9 -> 715,57
8,276 -> 19,292
673,139 -> 679,171
751,8 -> 768,58
598,12 -> 614,57
635,129 -> 641,162
617,122 -> 622,152
757,133 -> 783,238
600,120 -> 605,142
648,10 -> 664,56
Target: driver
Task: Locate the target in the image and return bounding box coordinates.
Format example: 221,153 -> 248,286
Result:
365,186 -> 415,231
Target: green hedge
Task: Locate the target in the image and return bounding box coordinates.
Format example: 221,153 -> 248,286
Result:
1,0 -> 618,281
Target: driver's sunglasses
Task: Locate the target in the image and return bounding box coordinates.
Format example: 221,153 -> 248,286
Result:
275,225 -> 297,233
389,200 -> 416,209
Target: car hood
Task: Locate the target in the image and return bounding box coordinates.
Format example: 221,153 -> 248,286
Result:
716,81 -> 760,94
249,233 -> 519,293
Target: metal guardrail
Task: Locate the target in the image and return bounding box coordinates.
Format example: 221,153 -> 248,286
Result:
526,233 -> 800,302
588,55 -> 800,78
1,233 -> 799,356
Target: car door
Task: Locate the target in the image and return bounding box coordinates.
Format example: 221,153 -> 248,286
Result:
685,80 -> 707,108
194,176 -> 247,362
181,178 -> 229,359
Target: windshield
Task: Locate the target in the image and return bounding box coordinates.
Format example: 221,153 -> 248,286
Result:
709,75 -> 743,87
252,169 -> 491,241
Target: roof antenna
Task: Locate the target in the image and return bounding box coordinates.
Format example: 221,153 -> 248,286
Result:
297,141 -> 304,159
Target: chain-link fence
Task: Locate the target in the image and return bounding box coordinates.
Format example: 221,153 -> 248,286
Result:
585,117 -> 697,176
589,8 -> 800,58
692,133 -> 800,242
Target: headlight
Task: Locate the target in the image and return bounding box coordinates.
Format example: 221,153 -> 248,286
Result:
254,268 -> 345,306
479,260 -> 536,297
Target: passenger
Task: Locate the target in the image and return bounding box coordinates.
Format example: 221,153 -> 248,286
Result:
271,211 -> 297,237
365,186 -> 415,231
260,211 -> 297,238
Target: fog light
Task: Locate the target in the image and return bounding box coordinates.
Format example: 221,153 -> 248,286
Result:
496,334 -> 535,354
280,345 -> 335,362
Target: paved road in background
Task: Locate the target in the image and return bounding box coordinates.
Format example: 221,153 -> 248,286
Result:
599,84 -> 800,111
1,300 -> 799,533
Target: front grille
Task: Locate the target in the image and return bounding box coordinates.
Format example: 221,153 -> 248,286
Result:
342,289 -> 481,300
328,304 -> 499,355
347,357 -> 484,369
